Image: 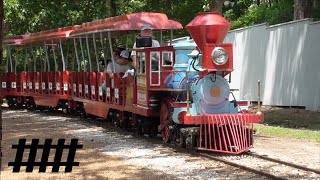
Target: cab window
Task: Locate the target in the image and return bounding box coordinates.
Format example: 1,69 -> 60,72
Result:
137,52 -> 146,74
162,51 -> 173,66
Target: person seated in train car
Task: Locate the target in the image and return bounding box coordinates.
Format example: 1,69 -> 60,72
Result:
106,49 -> 133,78
98,58 -> 107,73
131,24 -> 160,70
102,49 -> 133,94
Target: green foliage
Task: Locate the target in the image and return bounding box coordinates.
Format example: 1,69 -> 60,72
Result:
141,0 -> 204,37
225,0 -> 294,30
4,0 -> 109,35
313,0 -> 320,20
230,4 -> 267,29
2,0 -> 320,73
264,0 -> 293,25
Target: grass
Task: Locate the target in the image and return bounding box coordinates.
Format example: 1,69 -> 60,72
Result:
251,106 -> 320,143
254,124 -> 320,143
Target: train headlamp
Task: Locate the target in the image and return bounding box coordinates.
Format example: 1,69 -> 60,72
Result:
211,47 -> 228,65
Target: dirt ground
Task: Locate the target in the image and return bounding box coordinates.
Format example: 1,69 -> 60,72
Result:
1,107 -> 320,180
0,109 -> 178,180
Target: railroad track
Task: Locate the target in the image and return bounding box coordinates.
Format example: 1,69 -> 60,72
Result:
246,152 -> 320,175
105,122 -> 320,180
98,120 -> 320,179
198,152 -> 320,180
11,108 -> 320,180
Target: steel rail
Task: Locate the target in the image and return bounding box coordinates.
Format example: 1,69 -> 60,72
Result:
198,153 -> 286,180
246,152 -> 320,175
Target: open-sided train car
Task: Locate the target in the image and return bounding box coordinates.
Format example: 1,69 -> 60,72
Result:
1,12 -> 263,154
2,35 -> 26,107
1,26 -> 78,110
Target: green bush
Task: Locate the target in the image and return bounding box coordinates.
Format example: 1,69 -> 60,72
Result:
226,1 -> 294,30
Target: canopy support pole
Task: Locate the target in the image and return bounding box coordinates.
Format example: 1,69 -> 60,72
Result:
100,33 -> 107,71
79,37 -> 86,71
73,38 -> 80,72
59,39 -> 66,71
52,40 -> 58,71
85,35 -> 92,72
93,33 -> 99,72
108,31 -> 115,73
33,47 -> 37,72
24,49 -> 28,72
9,48 -> 13,72
44,42 -> 50,72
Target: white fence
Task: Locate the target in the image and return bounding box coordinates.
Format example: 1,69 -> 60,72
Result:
224,19 -> 320,111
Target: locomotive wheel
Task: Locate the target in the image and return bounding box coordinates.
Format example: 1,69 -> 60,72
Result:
148,123 -> 158,138
160,100 -> 173,143
137,124 -> 144,135
177,128 -> 186,148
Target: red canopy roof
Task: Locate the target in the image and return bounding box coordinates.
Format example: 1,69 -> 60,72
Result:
21,26 -> 79,44
6,12 -> 182,45
70,12 -> 183,36
3,35 -> 28,46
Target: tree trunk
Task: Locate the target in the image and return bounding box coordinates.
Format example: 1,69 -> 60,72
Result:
294,0 -> 314,20
208,0 -> 225,15
106,0 -> 116,17
0,0 -> 4,170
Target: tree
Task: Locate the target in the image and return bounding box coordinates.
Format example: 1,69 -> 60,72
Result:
106,0 -> 116,17
208,0 -> 226,14
294,0 -> 314,20
0,0 -> 3,170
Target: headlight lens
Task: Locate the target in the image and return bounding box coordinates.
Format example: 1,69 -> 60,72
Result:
211,47 -> 228,65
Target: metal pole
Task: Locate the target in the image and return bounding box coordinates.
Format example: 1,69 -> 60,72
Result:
73,38 -> 80,72
33,47 -> 37,72
43,45 -> 46,72
85,35 -> 92,72
160,30 -> 163,45
71,42 -> 76,71
39,47 -> 43,72
9,48 -> 13,72
186,71 -> 190,115
24,49 -> 28,72
44,42 -> 50,72
100,32 -> 107,70
79,37 -> 86,71
66,42 -> 70,70
14,49 -> 17,73
93,33 -> 99,72
126,35 -> 128,48
52,40 -> 58,71
59,39 -> 66,71
6,48 -> 9,72
257,80 -> 261,114
108,31 -> 115,73
170,30 -> 173,46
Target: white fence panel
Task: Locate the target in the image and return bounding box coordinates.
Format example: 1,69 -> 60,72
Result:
303,21 -> 320,111
224,19 -> 320,111
225,24 -> 268,102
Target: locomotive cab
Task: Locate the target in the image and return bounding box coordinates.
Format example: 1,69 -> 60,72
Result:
134,46 -> 175,108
